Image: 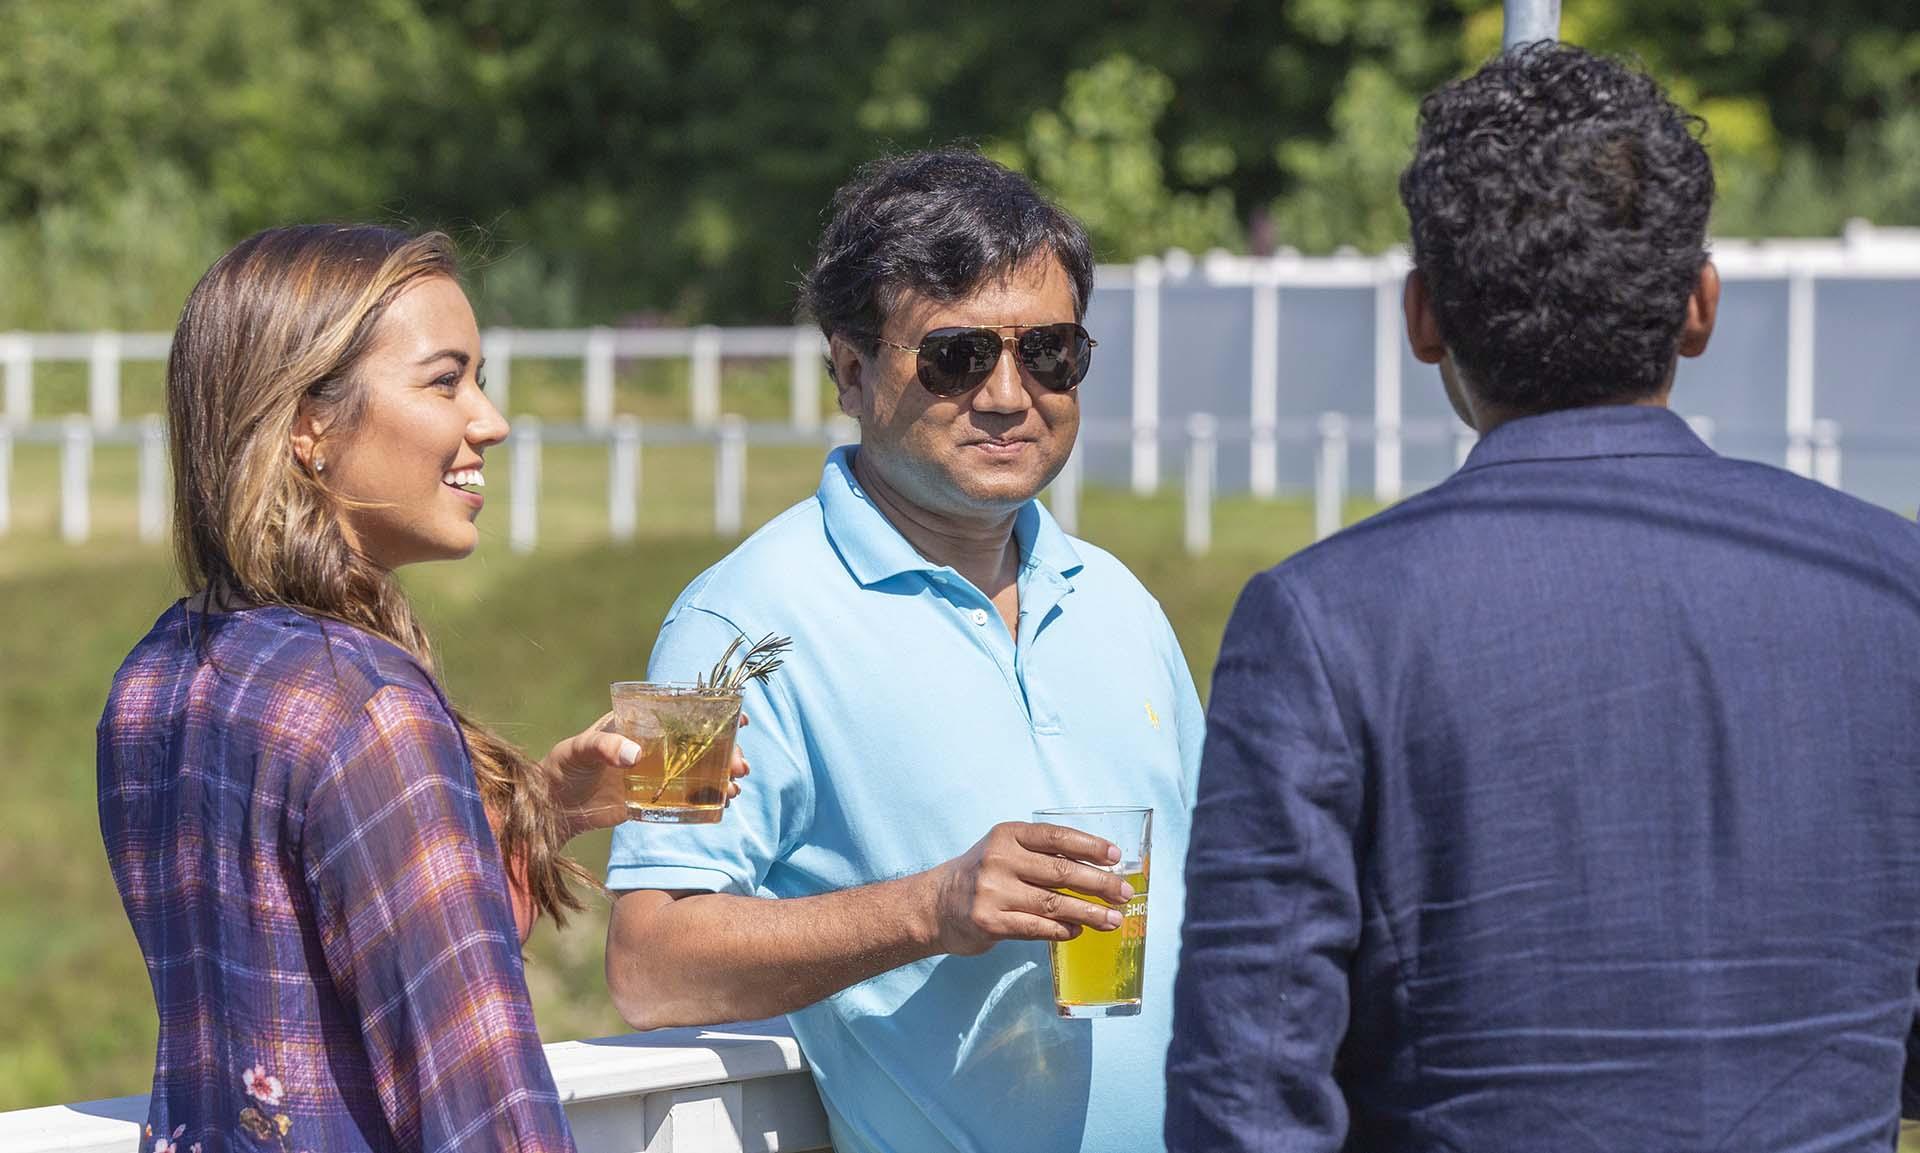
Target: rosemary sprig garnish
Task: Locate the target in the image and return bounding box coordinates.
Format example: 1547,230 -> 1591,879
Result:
699,632 -> 793,692
648,632 -> 794,803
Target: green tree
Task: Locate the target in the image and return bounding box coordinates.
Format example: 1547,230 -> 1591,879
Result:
992,55 -> 1242,261
0,0 -> 1915,329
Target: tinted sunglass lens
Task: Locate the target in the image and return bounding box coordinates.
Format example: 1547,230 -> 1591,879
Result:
918,329 -> 1001,395
1019,323 -> 1090,390
1020,326 -> 1067,373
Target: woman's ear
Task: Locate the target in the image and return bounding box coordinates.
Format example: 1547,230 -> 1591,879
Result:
290,403 -> 329,472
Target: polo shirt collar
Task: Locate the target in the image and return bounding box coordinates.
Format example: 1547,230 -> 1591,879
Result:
1459,404 -> 1714,474
1014,498 -> 1084,584
818,446 -> 1084,588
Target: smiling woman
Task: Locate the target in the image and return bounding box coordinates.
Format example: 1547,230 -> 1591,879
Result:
94,225 -> 742,1153
289,273 -> 507,568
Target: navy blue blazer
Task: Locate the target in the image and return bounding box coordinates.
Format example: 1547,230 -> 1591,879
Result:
1168,405 -> 1920,1152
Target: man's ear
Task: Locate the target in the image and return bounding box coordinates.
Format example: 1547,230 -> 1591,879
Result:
828,334 -> 866,418
1403,269 -> 1448,366
1678,261 -> 1720,359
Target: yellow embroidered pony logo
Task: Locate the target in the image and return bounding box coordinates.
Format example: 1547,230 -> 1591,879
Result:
1143,699 -> 1160,731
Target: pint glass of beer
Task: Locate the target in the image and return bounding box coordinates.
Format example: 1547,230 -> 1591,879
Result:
1031,804 -> 1152,1019
610,682 -> 742,824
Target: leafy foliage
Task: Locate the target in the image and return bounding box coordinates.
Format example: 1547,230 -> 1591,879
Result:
0,0 -> 1914,330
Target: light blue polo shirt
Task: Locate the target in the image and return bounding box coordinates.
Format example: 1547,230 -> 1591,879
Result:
607,446 -> 1203,1153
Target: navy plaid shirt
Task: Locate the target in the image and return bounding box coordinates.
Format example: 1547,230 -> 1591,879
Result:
98,603 -> 576,1152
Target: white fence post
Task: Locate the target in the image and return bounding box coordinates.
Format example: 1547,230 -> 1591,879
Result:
61,415 -> 92,543
1315,412 -> 1349,542
1047,444 -> 1081,536
789,328 -> 822,432
640,1081 -> 748,1153
1812,418 -> 1842,489
715,415 -> 746,537
0,421 -> 11,536
1184,414 -> 1216,557
584,327 -> 616,430
610,416 -> 641,542
89,332 -> 122,430
1372,257 -> 1405,502
1130,256 -> 1162,495
691,326 -> 723,429
1785,269 -> 1816,477
1454,425 -> 1478,469
1249,271 -> 1280,499
137,415 -> 166,543
2,334 -> 29,426
510,417 -> 541,553
482,330 -> 513,414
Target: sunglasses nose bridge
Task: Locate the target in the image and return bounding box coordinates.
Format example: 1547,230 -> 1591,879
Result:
972,333 -> 1032,410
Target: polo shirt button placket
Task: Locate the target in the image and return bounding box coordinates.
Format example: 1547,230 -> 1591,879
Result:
969,608 -> 989,627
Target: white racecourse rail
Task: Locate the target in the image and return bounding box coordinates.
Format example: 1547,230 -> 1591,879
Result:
0,1020 -> 831,1153
2,228 -> 1910,552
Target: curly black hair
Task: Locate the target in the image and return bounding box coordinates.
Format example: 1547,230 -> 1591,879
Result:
801,149 -> 1094,355
1399,42 -> 1715,412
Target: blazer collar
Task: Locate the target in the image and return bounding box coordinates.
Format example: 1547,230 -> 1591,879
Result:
1460,404 -> 1715,473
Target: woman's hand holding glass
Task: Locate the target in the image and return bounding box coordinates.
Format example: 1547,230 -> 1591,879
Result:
545,711 -> 751,838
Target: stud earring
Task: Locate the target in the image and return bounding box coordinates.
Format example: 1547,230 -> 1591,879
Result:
313,456 -> 326,474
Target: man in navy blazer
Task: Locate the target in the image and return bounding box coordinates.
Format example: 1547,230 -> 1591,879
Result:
1167,42 -> 1920,1152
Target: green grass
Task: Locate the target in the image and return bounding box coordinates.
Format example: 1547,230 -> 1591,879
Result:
0,437 -> 1373,1111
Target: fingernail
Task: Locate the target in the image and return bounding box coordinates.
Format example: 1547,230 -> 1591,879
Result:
1104,910 -> 1123,930
617,739 -> 641,766
1119,883 -> 1135,902
1107,845 -> 1121,864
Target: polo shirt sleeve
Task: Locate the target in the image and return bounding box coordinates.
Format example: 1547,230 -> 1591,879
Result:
605,604 -> 815,896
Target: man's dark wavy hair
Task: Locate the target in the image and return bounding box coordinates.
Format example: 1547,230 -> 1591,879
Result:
1399,42 -> 1715,412
801,149 -> 1094,361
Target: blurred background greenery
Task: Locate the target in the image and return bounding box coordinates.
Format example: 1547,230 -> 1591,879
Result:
1,0 -> 1916,333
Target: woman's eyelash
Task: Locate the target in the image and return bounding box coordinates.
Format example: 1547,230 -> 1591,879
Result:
434,372 -> 460,389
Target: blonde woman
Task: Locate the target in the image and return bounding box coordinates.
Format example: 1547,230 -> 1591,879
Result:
97,225 -> 739,1152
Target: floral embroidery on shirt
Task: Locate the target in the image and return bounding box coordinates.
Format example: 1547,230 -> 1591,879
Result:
242,1064 -> 285,1107
237,1065 -> 295,1150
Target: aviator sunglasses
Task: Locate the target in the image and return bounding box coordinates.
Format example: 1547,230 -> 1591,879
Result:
863,322 -> 1097,398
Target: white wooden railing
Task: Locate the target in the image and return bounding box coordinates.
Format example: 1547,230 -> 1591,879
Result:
0,327 -> 828,436
9,237 -> 1898,553
2,230 -> 1911,498
0,412 -> 1840,557
0,1019 -> 831,1153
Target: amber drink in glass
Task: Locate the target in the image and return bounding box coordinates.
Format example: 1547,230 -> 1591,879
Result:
611,682 -> 742,824
1032,804 -> 1152,1018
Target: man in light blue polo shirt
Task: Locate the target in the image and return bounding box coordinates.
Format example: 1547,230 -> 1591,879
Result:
603,149 -> 1202,1153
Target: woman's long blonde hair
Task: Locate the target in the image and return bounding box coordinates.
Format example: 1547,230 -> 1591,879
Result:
168,224 -> 589,926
